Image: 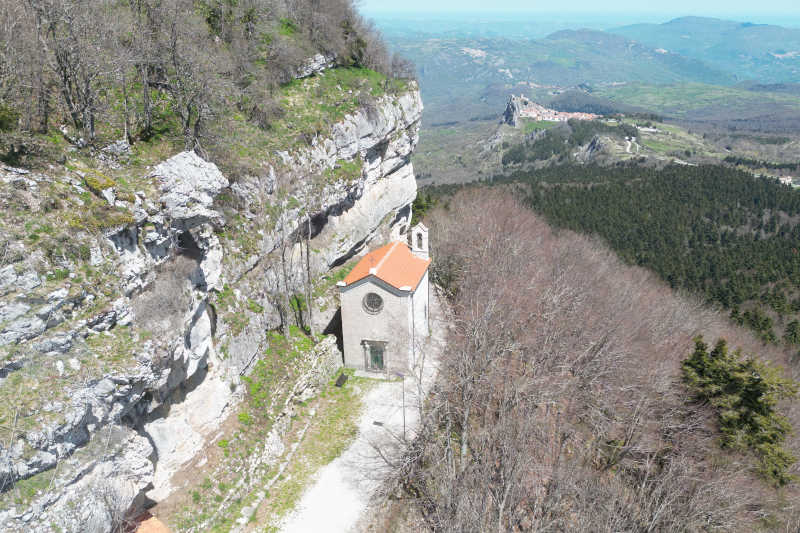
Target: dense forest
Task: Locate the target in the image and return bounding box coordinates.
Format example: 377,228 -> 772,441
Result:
493,164 -> 800,345
724,155 -> 800,171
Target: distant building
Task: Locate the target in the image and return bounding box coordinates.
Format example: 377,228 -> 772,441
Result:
337,224 -> 431,373
780,176 -> 794,186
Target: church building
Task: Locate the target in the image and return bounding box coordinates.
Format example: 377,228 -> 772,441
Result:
337,224 -> 431,373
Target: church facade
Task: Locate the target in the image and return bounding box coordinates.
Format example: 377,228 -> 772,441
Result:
337,224 -> 430,373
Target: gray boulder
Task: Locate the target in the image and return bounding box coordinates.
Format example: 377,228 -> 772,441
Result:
0,265 -> 41,296
152,151 -> 229,229
33,333 -> 74,354
295,53 -> 336,79
0,301 -> 30,323
0,316 -> 46,346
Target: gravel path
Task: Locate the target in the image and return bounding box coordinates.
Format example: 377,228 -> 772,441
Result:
278,293 -> 447,533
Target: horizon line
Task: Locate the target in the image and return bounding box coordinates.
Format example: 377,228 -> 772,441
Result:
362,9 -> 800,16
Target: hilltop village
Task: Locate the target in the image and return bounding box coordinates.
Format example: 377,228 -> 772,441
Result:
503,94 -> 599,127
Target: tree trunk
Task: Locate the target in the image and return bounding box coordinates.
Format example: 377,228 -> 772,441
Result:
140,64 -> 151,139
280,223 -> 294,335
305,212 -> 314,336
121,70 -> 131,143
36,70 -> 49,134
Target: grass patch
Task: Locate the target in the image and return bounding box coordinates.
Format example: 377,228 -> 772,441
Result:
324,156 -> 363,184
247,298 -> 265,314
314,260 -> 357,299
5,469 -> 56,510
259,369 -> 376,527
213,67 -> 408,177
279,18 -> 298,37
66,204 -> 135,231
164,330 -> 336,531
522,119 -> 559,134
244,327 -> 315,413
641,136 -> 688,154
216,284 -> 236,310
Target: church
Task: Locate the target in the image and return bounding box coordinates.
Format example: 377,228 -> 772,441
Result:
337,224 -> 431,373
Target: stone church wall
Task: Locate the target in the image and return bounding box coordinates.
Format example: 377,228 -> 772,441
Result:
340,279 -> 413,373
411,271 -> 430,362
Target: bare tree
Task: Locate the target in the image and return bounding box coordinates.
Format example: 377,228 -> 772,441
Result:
386,189 -> 799,532
26,0 -> 116,141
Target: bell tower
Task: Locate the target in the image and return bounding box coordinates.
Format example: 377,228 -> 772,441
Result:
410,223 -> 429,259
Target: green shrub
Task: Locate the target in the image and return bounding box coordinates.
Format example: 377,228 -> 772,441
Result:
279,18 -> 297,36
0,103 -> 19,132
290,293 -> 307,313
246,299 -> 264,314
784,320 -> 800,345
683,337 -> 798,485
237,412 -> 252,426
47,269 -> 70,282
324,157 -> 363,184
81,170 -> 115,193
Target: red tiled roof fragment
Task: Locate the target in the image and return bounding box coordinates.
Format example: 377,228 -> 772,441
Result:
342,241 -> 430,291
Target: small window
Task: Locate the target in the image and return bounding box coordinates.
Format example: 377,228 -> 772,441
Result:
363,292 -> 384,314
416,233 -> 423,250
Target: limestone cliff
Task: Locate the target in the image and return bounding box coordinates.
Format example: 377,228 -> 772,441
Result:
0,82 -> 422,532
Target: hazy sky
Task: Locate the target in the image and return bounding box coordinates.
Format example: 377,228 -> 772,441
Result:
360,0 -> 797,15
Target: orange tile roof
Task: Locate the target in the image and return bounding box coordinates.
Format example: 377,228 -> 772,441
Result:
343,241 -> 430,291
134,515 -> 171,533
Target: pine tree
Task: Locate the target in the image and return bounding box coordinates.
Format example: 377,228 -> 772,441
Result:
683,337 -> 798,485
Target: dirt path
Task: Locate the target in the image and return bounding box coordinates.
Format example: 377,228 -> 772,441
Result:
276,293 -> 448,533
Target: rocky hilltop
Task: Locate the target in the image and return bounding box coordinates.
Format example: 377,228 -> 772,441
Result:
503,95 -> 599,127
0,77 -> 422,531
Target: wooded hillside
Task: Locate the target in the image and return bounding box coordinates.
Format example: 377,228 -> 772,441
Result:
0,0 -> 411,166
496,164 -> 800,346
383,190 -> 800,532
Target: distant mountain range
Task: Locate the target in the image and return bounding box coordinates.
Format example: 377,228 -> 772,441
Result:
378,16 -> 800,125
610,16 -> 800,83
398,28 -> 736,124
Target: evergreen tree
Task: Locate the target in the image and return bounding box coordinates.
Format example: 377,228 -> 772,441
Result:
683,337 -> 798,485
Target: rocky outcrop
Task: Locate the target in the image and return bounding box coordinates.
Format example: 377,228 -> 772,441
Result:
0,83 -> 422,532
573,135 -> 609,163
28,429 -> 154,533
155,151 -> 229,230
273,89 -> 422,270
295,53 -> 337,79
503,94 -> 527,127
502,94 -> 599,127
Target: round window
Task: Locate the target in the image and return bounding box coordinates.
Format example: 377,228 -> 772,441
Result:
363,292 -> 384,314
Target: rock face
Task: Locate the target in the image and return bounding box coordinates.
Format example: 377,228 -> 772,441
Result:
0,84 -> 422,532
154,151 -> 230,229
295,53 -> 337,79
503,94 -> 527,127
574,135 -> 607,163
